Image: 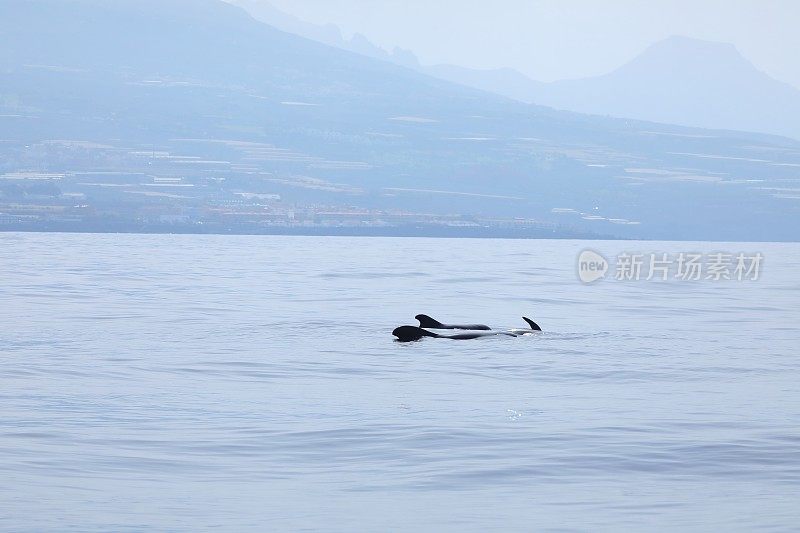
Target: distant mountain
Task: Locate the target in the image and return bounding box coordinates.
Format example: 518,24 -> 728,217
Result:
527,36 -> 800,141
421,37 -> 800,141
230,3 -> 800,140
2,0 -> 800,241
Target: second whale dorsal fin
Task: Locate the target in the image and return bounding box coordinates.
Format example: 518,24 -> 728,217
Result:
415,314 -> 491,330
415,314 -> 445,328
522,317 -> 541,331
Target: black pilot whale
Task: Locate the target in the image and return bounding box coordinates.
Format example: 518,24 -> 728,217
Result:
394,316 -> 541,342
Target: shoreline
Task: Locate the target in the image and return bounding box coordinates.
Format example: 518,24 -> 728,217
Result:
3,227 -> 799,243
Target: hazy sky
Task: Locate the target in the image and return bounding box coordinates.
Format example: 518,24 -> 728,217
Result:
263,0 -> 800,88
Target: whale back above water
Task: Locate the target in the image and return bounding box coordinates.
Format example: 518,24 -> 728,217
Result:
415,314 -> 491,330
395,316 -> 543,341
393,325 -> 517,342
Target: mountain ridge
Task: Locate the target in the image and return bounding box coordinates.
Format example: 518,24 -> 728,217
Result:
229,1 -> 800,140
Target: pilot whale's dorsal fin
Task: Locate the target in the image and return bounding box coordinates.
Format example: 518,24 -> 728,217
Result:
415,314 -> 492,330
415,314 -> 445,328
522,317 -> 541,331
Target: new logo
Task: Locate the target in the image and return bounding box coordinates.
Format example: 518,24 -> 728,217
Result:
577,249 -> 608,283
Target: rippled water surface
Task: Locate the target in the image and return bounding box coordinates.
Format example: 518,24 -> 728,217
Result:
1,233 -> 799,531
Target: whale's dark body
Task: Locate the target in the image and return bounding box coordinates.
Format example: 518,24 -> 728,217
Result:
394,316 -> 542,342
393,326 -> 517,342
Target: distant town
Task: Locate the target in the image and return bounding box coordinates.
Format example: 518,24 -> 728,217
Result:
0,139 -> 602,238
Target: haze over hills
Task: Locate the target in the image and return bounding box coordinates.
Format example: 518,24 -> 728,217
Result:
1,0 -> 800,240
233,1 -> 800,141
447,36 -> 800,142
228,0 -> 422,69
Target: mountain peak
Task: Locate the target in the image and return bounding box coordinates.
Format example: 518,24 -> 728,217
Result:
516,34 -> 800,140
621,35 -> 753,76
654,35 -> 739,54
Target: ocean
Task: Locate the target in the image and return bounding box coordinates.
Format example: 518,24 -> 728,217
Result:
1,232 -> 799,531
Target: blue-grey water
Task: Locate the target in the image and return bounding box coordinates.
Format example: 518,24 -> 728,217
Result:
1,233 -> 799,531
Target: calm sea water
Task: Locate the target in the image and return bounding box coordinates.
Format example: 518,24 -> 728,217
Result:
1,233 -> 799,531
